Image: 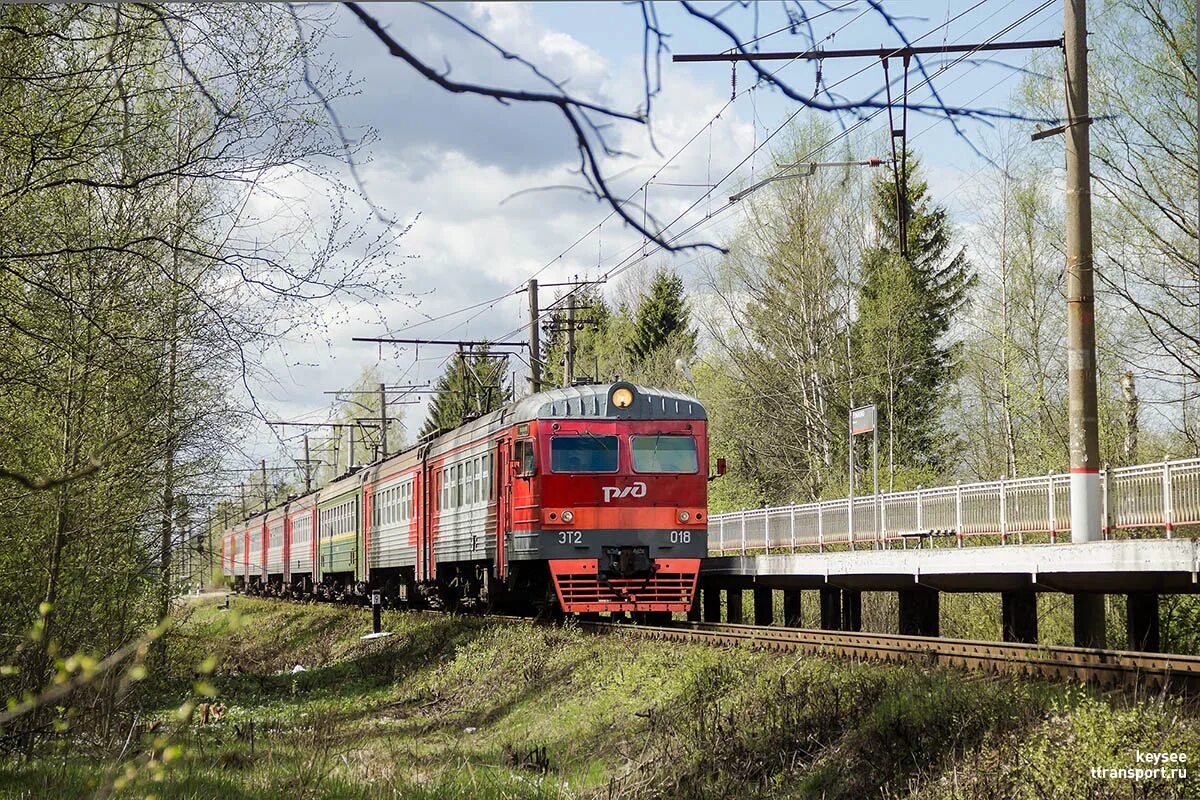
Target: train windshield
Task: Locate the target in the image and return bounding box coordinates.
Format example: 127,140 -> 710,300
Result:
550,435 -> 618,473
631,435 -> 699,473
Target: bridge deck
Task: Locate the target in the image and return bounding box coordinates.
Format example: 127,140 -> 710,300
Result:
699,539 -> 1200,593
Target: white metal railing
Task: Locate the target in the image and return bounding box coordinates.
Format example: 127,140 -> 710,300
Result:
708,457 -> 1200,555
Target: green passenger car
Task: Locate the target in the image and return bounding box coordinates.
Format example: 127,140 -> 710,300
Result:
317,489 -> 361,580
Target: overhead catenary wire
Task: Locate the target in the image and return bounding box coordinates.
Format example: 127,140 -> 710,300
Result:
326,3 -> 1058,450
499,3 -> 1054,347
526,2 -> 1035,307
330,2 -> 1056,418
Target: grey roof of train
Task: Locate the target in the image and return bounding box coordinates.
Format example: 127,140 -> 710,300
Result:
227,383 -> 704,528
505,382 -> 706,423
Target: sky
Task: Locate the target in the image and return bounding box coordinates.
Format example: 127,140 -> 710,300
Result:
239,0 -> 1068,474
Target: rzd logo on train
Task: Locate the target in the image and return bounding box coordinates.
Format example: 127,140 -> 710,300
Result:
602,481 -> 647,503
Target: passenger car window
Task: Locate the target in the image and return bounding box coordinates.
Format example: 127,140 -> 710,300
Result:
551,435 -> 619,473
631,435 -> 699,473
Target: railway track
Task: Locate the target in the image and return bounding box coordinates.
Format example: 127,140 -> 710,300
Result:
578,619 -> 1200,692
233,594 -> 1200,692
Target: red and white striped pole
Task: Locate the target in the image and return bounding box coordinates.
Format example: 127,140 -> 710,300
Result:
1064,0 -> 1105,648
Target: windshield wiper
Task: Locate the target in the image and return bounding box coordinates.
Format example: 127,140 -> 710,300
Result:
583,430 -> 613,452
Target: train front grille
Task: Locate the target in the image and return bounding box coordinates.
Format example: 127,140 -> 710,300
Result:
548,558 -> 700,612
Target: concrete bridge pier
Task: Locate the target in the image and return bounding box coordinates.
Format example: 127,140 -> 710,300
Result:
726,588 -> 744,624
702,586 -> 721,622
783,590 -> 803,627
898,587 -> 939,637
819,587 -> 841,630
1001,590 -> 1039,644
1126,592 -> 1160,652
840,589 -> 862,632
754,587 -> 774,625
1073,592 -> 1107,648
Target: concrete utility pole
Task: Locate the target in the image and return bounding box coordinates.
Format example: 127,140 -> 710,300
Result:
260,459 -> 269,512
331,426 -> 341,476
528,279 -> 541,393
1064,0 -> 1101,545
379,382 -> 389,459
239,482 -> 246,518
303,433 -> 312,493
1064,0 -> 1106,649
207,511 -> 214,589
565,296 -> 576,387
562,276 -> 582,386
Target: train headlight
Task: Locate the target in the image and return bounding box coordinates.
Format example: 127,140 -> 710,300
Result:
678,510 -> 691,523
611,386 -> 634,408
561,510 -> 575,523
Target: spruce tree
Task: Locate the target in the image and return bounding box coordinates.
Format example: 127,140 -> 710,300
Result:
853,153 -> 974,482
420,346 -> 509,437
627,267 -> 696,366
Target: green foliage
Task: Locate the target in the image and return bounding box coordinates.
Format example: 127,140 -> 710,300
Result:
0,3 -> 400,755
626,267 -> 696,366
7,597 -> 1189,800
852,153 -> 975,482
420,345 -> 509,437
698,117 -> 866,504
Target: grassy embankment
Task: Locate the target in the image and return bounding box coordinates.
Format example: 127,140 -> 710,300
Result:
2,596 -> 1199,799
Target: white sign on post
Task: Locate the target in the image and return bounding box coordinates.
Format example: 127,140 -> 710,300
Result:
848,404 -> 880,549
851,404 -> 877,435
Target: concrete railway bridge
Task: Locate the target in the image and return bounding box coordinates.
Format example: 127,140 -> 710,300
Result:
694,457 -> 1200,651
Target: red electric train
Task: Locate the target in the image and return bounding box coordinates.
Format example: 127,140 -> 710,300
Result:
220,382 -> 712,616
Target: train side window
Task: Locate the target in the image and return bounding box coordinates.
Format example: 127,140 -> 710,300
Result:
514,440 -> 536,476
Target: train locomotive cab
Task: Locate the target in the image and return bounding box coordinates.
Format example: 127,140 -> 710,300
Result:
508,382 -> 708,615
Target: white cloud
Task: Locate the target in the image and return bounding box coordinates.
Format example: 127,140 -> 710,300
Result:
238,3 -> 769,467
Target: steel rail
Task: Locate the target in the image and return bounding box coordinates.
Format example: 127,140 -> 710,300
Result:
227,596 -> 1200,692
578,620 -> 1200,692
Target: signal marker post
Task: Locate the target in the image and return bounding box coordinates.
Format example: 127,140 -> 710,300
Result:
361,591 -> 391,640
